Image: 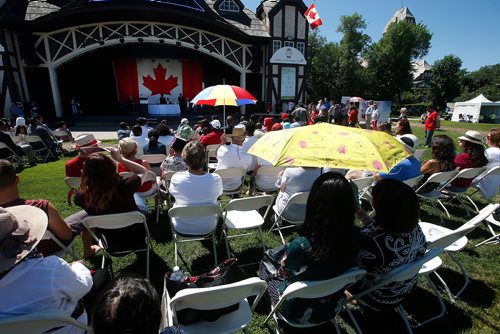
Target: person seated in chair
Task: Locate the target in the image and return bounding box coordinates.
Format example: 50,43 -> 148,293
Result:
66,133 -> 103,177
0,120 -> 37,166
92,275 -> 161,334
169,141 -> 222,236
74,149 -> 149,259
33,115 -> 59,160
260,173 -> 360,325
274,166 -> 321,222
0,159 -> 78,256
0,205 -> 93,334
348,179 -> 426,312
215,125 -> 253,191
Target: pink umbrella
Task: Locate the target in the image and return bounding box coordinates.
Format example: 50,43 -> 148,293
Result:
349,96 -> 364,103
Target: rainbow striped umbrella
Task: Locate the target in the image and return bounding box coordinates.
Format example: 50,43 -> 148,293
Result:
191,85 -> 257,132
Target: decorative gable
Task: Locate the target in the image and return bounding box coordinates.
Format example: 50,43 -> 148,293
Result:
218,0 -> 241,13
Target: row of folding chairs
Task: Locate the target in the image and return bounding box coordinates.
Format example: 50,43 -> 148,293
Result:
350,166 -> 500,226
2,205 -> 496,334
162,204 -> 499,334
0,134 -> 57,164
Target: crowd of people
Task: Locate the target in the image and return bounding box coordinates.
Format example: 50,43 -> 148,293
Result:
0,103 -> 498,333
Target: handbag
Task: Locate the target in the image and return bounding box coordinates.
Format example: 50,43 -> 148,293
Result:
258,244 -> 287,282
166,258 -> 239,325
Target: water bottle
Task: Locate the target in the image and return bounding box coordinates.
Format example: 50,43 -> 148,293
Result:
170,266 -> 184,282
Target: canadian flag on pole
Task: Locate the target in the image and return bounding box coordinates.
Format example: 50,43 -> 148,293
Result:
304,3 -> 323,30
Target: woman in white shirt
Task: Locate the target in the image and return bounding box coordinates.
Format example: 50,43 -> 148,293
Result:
477,128 -> 500,200
169,141 -> 223,235
275,167 -> 322,221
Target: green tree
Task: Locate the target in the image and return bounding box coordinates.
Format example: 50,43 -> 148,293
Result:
430,55 -> 464,109
336,14 -> 371,97
306,31 -> 338,101
365,21 -> 432,105
458,64 -> 500,102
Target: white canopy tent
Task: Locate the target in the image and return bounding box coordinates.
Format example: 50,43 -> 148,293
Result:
452,94 -> 500,123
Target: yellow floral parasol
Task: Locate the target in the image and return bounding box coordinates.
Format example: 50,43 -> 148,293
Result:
248,123 -> 409,173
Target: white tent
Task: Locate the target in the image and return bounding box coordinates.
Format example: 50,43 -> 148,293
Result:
452,94 -> 500,123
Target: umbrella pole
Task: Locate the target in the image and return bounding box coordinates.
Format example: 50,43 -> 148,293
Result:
223,99 -> 226,134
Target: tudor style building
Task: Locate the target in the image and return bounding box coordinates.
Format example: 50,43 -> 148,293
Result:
0,0 -> 309,118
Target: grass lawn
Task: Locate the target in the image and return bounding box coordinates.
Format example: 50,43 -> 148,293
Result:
14,124 -> 500,333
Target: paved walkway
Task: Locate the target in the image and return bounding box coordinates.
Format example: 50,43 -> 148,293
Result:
72,131 -> 118,141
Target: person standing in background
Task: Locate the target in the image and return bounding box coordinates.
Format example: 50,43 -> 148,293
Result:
365,101 -> 374,130
424,106 -> 438,148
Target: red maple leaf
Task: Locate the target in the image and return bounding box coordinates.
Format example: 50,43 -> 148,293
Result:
142,63 -> 179,95
309,11 -> 316,20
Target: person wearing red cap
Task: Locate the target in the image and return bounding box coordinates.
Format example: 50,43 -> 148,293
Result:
65,133 -> 103,177
271,123 -> 283,131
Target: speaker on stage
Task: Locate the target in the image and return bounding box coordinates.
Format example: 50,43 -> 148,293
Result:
18,31 -> 40,66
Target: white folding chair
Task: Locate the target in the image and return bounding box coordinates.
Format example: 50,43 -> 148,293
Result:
269,191 -> 309,244
419,204 -> 497,302
476,206 -> 500,246
82,211 -> 152,278
253,166 -> 285,194
140,154 -> 167,176
441,167 -> 486,217
264,268 -> 366,333
0,309 -> 92,334
64,176 -> 81,206
414,170 -> 459,223
413,149 -> 426,161
206,144 -> 220,170
42,230 -> 78,261
403,174 -> 424,188
25,135 -> 57,162
465,166 -> 500,213
168,204 -> 220,267
343,248 -> 445,333
0,142 -> 24,165
222,195 -> 274,259
351,176 -> 374,208
119,171 -> 161,223
162,171 -> 177,209
142,170 -> 161,224
162,277 -> 267,334
214,168 -> 247,197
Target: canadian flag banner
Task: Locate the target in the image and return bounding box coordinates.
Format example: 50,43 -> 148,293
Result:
113,58 -> 203,103
304,3 -> 323,30
137,59 -> 182,104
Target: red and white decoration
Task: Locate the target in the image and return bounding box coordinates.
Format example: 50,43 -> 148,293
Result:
304,3 -> 323,30
113,58 -> 203,104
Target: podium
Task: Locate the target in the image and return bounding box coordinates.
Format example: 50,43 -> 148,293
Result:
148,104 -> 181,115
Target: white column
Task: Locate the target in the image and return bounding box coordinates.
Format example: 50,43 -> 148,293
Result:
48,66 -> 63,117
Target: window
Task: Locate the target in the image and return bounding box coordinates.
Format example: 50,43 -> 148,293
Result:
297,42 -> 305,55
273,40 -> 281,54
284,41 -> 294,48
219,0 -> 240,12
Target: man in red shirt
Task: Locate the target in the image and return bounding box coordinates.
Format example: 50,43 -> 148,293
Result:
199,120 -> 223,147
348,104 -> 359,127
65,133 -> 102,177
424,106 -> 438,148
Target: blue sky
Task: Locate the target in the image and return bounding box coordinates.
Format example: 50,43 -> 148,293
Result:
243,0 -> 500,71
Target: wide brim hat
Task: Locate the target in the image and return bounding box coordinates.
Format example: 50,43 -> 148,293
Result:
74,133 -> 101,149
227,125 -> 246,138
458,130 -> 484,145
0,205 -> 48,273
396,134 -> 419,154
